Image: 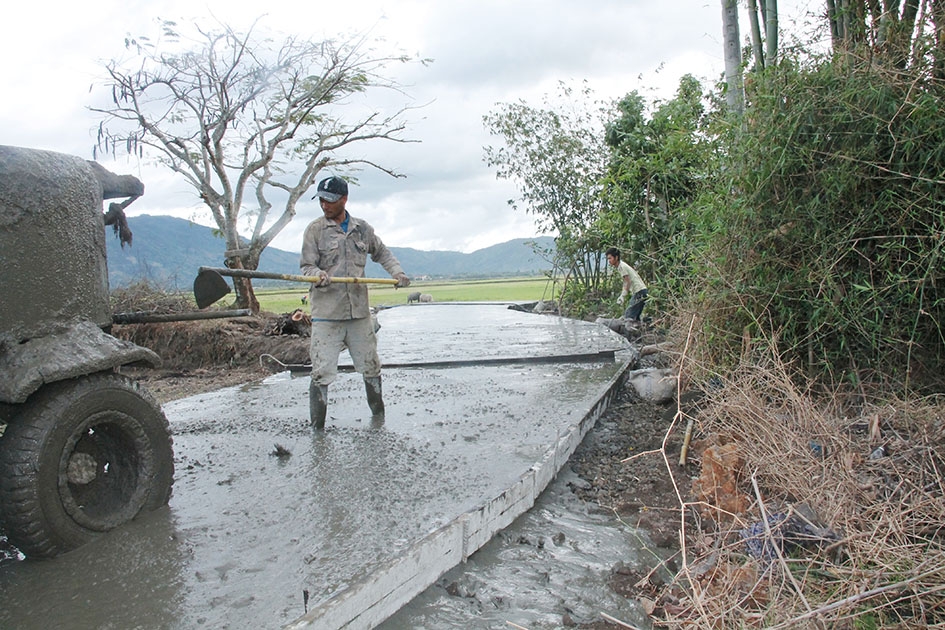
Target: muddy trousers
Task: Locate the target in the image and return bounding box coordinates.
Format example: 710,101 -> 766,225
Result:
309,317 -> 382,383
623,289 -> 648,321
309,317 -> 384,426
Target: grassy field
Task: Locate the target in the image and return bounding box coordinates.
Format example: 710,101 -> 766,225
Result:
255,276 -> 561,313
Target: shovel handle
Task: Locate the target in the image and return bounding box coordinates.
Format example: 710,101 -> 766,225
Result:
199,267 -> 399,285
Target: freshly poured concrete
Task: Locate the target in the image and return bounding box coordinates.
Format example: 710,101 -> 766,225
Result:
0,305 -> 630,630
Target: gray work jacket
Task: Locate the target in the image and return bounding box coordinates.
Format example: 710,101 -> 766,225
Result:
300,214 -> 404,320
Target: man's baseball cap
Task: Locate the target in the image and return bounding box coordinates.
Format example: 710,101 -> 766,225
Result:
313,176 -> 348,202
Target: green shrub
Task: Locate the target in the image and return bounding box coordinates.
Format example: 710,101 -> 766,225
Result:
695,57 -> 945,390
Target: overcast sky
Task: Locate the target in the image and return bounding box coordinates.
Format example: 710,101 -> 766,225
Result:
2,0 -> 817,254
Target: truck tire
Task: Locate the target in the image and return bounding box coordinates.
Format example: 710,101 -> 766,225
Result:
0,373 -> 174,558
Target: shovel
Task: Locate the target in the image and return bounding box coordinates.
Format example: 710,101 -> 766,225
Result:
194,266 -> 399,309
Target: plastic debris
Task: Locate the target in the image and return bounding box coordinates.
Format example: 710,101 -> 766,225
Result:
739,509 -> 839,564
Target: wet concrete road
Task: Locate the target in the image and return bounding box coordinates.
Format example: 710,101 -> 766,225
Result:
0,305 -> 630,629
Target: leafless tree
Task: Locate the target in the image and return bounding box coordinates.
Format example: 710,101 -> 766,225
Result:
92,20 -> 424,311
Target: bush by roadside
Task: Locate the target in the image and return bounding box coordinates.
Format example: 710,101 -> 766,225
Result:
616,331 -> 945,629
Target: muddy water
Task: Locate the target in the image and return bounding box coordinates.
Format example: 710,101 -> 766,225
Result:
0,305 -> 634,629
381,467 -> 661,630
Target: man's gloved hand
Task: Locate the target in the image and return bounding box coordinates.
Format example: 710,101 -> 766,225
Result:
619,291 -> 628,303
314,271 -> 331,287
394,273 -> 410,288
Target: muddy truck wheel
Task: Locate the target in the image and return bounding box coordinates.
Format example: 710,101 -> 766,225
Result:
0,373 -> 174,558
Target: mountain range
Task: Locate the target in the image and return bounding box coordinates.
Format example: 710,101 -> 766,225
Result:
105,215 -> 556,289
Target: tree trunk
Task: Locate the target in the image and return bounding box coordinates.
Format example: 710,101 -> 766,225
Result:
721,0 -> 745,115
764,0 -> 779,65
935,0 -> 945,80
827,0 -> 843,46
224,251 -> 261,315
748,0 -> 766,69
234,277 -> 260,315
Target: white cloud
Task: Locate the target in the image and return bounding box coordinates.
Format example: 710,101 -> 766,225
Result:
2,0 -> 817,254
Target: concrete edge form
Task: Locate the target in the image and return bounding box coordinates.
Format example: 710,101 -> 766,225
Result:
285,360 -> 632,630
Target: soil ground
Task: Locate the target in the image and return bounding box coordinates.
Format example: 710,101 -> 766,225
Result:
115,313 -> 691,628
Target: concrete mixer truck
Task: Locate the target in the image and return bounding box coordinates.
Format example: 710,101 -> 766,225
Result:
0,145 -> 173,558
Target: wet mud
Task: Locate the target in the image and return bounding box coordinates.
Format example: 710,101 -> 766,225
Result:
0,305 -> 636,629
380,466 -> 664,629
383,380 -> 686,630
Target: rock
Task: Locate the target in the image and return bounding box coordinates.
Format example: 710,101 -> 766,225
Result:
534,299 -> 558,313
869,445 -> 887,459
596,317 -> 624,334
568,478 -> 591,491
627,367 -> 677,403
595,317 -> 646,341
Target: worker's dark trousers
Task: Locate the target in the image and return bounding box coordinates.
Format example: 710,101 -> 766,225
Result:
623,289 -> 648,321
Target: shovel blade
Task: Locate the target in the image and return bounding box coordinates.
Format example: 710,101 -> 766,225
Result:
194,268 -> 232,309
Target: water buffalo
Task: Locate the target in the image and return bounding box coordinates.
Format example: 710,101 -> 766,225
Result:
407,291 -> 421,304
419,293 -> 433,303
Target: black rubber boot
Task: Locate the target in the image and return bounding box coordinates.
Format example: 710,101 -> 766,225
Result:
364,376 -> 384,418
309,382 -> 328,429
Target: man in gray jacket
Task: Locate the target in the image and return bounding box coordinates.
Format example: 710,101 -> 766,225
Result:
301,176 -> 410,428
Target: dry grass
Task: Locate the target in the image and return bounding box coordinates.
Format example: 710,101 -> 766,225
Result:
651,328 -> 945,629
110,280 -> 195,314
